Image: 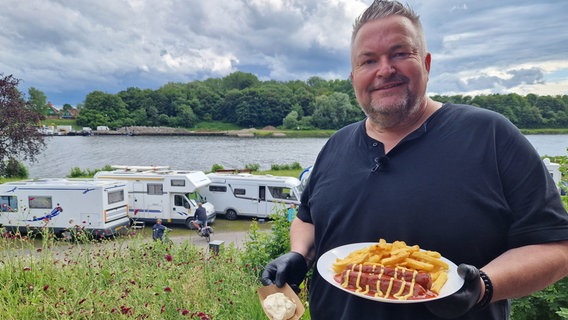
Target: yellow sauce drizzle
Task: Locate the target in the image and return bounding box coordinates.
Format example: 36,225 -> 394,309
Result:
355,270 -> 363,292
342,270 -> 351,287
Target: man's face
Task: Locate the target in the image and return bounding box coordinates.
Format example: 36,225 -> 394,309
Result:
350,16 -> 431,128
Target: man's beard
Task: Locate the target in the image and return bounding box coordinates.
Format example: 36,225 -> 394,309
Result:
362,89 -> 422,129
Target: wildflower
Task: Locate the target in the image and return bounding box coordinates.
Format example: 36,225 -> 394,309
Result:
165,254 -> 172,262
43,285 -> 49,291
78,298 -> 86,305
120,306 -> 132,315
181,309 -> 189,316
23,267 -> 31,271
164,287 -> 172,292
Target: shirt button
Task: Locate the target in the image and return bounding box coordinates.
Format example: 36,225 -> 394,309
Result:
373,142 -> 378,147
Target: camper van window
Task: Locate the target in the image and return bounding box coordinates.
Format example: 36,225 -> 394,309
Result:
1,196 -> 18,212
209,185 -> 227,192
148,183 -> 163,195
174,194 -> 190,208
29,196 -> 52,209
234,188 -> 246,196
108,190 -> 125,204
171,179 -> 185,187
268,187 -> 297,201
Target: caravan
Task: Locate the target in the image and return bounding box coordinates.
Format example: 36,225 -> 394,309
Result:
94,166 -> 215,228
0,179 -> 130,237
200,172 -> 302,220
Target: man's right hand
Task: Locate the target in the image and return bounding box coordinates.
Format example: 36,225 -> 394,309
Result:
261,252 -> 309,292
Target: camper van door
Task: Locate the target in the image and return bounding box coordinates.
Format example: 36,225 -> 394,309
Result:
172,193 -> 191,218
258,186 -> 268,216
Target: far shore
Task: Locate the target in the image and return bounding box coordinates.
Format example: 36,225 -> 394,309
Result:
47,125 -> 568,138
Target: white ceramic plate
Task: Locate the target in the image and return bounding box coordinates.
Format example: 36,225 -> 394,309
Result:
317,242 -> 465,304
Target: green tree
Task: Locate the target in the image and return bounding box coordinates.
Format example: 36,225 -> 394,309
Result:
311,92 -> 364,129
27,87 -> 48,120
0,74 -> 45,176
76,91 -> 129,129
222,71 -> 259,91
282,110 -> 299,129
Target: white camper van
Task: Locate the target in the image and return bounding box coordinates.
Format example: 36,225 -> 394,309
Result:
200,173 -> 302,220
0,179 -> 130,237
94,166 -> 215,228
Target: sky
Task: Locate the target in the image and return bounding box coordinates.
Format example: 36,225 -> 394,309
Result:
1,0 -> 567,107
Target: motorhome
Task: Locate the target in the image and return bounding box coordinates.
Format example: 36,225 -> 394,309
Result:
200,172 -> 302,220
94,166 -> 215,228
0,179 -> 130,237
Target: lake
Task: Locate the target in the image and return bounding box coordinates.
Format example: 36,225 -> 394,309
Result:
26,134 -> 567,178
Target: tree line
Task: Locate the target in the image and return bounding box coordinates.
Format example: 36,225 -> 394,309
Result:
72,71 -> 568,131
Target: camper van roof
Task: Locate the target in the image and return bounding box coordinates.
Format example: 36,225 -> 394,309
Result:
110,165 -> 170,172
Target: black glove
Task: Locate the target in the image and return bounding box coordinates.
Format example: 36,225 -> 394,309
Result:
261,252 -> 308,292
425,264 -> 483,319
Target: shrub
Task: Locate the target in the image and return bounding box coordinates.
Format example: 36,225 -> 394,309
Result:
67,165 -> 114,178
245,163 -> 260,171
240,205 -> 291,277
1,159 -> 28,178
211,164 -> 224,173
270,162 -> 302,171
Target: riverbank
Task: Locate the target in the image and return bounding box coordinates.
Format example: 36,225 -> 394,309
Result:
53,126 -> 336,138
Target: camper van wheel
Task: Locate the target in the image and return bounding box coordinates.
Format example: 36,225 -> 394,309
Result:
185,218 -> 195,230
225,209 -> 238,220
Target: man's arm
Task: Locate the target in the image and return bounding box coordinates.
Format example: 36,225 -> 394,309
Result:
483,240 -> 568,302
290,218 -> 316,267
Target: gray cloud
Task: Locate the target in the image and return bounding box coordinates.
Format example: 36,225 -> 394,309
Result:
0,0 -> 566,105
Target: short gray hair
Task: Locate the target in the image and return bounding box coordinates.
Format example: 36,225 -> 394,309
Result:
352,0 -> 425,51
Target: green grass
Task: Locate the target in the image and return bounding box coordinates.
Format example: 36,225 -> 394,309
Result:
193,121 -> 241,131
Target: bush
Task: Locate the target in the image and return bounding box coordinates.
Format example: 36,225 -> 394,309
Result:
240,205 -> 291,277
211,164 -> 224,173
270,162 -> 302,171
245,163 -> 260,171
1,159 -> 28,178
67,165 -> 114,178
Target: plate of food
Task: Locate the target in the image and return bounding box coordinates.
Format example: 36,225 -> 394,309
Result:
317,239 -> 464,304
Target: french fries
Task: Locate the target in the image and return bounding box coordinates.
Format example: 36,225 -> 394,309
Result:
332,239 -> 450,294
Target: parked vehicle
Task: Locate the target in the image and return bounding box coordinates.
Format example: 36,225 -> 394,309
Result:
94,166 -> 215,228
0,179 -> 130,237
200,172 -> 302,220
543,158 -> 565,195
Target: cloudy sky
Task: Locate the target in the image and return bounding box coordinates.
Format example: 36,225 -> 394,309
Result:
1,0 -> 566,107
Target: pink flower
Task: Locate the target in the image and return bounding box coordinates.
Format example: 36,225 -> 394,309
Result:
165,254 -> 172,262
164,287 -> 171,292
181,309 -> 189,316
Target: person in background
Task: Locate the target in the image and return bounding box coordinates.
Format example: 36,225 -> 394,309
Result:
192,202 -> 208,231
152,218 -> 167,241
287,203 -> 297,222
261,1 -> 568,319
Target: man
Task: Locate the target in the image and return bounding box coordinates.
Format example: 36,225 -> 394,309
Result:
192,202 -> 208,231
152,218 -> 167,241
261,1 -> 568,319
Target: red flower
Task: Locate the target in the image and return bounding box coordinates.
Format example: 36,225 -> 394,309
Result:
43,285 -> 49,291
78,298 -> 86,305
23,267 -> 31,271
182,309 -> 189,315
164,287 -> 171,292
165,254 -> 172,262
